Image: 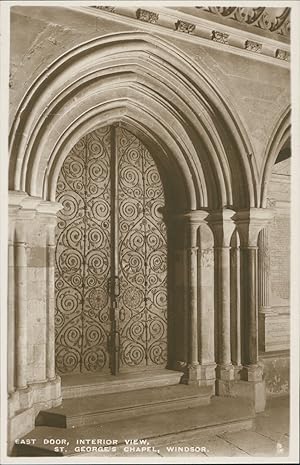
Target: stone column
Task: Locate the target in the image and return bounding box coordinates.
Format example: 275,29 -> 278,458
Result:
8,192 -> 29,394
235,208 -> 273,412
180,210 -> 209,384
168,215 -> 188,371
258,228 -> 271,311
197,220 -> 216,388
8,204 -> 21,395
230,230 -> 242,372
8,218 -> 16,395
185,216 -> 200,382
258,227 -> 273,352
208,209 -> 235,387
37,201 -> 62,381
46,220 -> 56,380
14,218 -> 29,389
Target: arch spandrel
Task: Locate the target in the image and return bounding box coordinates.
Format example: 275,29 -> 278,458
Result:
260,105 -> 291,208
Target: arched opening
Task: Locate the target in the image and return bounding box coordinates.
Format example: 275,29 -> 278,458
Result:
7,31 -> 260,428
258,135 -> 291,394
54,124 -> 180,377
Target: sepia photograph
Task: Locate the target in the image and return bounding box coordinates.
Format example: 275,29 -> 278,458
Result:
1,1 -> 299,463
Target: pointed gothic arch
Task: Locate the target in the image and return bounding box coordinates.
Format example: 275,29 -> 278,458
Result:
260,105 -> 291,208
9,31 -> 257,211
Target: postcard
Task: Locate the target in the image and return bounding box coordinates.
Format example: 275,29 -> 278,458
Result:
1,1 -> 299,464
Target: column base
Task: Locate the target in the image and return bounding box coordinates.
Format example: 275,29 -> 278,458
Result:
197,363 -> 217,392
216,377 -> 266,413
233,364 -> 243,380
7,406 -> 35,455
216,363 -> 235,381
7,376 -> 62,455
181,363 -> 202,385
215,365 -> 234,395
216,363 -> 265,412
241,364 -> 263,382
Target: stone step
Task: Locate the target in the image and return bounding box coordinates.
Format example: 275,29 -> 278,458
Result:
61,369 -> 182,399
13,397 -> 255,457
36,384 -> 212,428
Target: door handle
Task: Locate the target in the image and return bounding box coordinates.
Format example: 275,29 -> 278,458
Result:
114,276 -> 120,297
108,276 -> 120,298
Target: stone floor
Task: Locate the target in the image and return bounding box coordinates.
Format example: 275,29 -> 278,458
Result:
79,395 -> 290,459
153,396 -> 290,458
14,395 -> 292,460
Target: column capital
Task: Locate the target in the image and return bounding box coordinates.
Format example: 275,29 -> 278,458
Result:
207,208 -> 235,247
37,200 -> 63,217
8,190 -> 28,207
234,208 -> 274,247
8,191 -> 27,221
171,209 -> 209,225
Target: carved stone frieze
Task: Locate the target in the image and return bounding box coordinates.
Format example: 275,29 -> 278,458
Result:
198,7 -> 290,38
87,6 -> 290,66
92,6 -> 115,13
245,40 -> 262,53
276,49 -> 290,61
211,30 -> 229,45
136,8 -> 159,23
175,20 -> 196,34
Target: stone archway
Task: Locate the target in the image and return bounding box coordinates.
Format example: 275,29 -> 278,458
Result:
8,32 -> 264,448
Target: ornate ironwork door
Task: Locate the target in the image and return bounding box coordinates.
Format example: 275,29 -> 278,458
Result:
55,126 -> 167,375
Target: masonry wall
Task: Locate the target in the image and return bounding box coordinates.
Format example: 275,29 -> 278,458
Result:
260,157 -> 290,395
26,217 -> 48,383
10,6 -> 290,178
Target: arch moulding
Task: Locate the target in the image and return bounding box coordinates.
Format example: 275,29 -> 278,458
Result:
260,105 -> 291,208
9,31 -> 257,212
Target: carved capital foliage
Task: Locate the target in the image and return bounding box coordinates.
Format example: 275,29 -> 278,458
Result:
276,49 -> 290,61
136,9 -> 159,24
175,20 -> 196,34
198,7 -> 290,39
245,40 -> 262,53
211,30 -> 229,44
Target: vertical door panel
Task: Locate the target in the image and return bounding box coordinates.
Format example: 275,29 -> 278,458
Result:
117,128 -> 168,369
55,127 -> 112,374
55,125 -> 168,374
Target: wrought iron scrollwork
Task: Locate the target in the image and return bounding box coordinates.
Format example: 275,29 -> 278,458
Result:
55,127 -> 111,374
118,128 -> 168,369
55,126 -> 168,374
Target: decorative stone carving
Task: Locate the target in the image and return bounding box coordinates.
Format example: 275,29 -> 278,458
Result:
276,49 -> 290,61
245,40 -> 262,53
92,6 -> 115,13
175,20 -> 196,34
136,9 -> 159,23
266,197 -> 276,208
198,7 -> 290,38
200,248 -> 214,268
211,30 -> 229,44
261,240 -> 270,276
